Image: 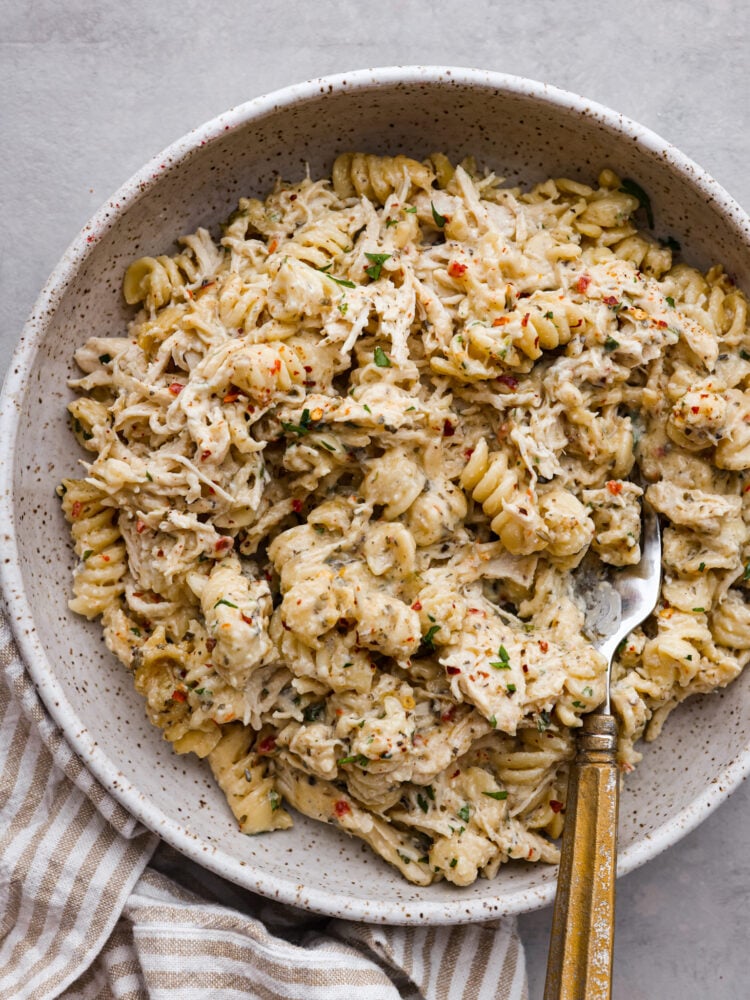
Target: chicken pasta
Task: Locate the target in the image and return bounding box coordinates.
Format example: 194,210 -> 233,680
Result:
60,152 -> 750,885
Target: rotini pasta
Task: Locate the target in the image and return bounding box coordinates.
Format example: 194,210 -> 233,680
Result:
61,152 -> 750,884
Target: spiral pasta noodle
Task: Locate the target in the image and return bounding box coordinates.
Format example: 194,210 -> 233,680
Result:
60,153 -> 750,885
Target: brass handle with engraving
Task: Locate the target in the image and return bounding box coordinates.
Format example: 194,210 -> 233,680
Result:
543,712 -> 619,1000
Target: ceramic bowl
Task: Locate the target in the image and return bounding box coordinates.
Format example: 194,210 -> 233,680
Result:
2,67 -> 749,924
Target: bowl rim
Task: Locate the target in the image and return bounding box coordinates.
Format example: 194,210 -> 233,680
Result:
2,65 -> 750,924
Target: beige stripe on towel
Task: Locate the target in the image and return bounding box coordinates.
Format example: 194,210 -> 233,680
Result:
0,609 -> 527,1000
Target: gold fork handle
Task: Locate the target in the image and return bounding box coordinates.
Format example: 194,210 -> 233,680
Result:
544,712 -> 620,1000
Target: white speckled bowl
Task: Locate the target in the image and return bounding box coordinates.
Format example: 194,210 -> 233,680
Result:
1,67 -> 749,924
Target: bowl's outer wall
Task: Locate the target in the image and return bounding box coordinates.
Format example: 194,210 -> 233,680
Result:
4,70 -> 750,923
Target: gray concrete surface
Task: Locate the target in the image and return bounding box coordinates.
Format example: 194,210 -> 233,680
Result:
2,2 -> 748,997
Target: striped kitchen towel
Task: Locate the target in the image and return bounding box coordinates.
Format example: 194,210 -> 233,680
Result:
0,608 -> 528,1000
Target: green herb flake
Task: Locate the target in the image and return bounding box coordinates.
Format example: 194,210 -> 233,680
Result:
373,346 -> 392,368
490,660 -> 511,670
130,626 -> 141,637
213,598 -> 238,609
698,562 -> 706,572
405,205 -> 417,214
620,178 -> 654,228
269,790 -> 281,812
364,252 -> 391,281
536,709 -> 551,732
425,784 -> 435,801
422,624 -> 441,649
417,793 -> 429,813
743,562 -> 750,581
362,404 -> 372,414
98,353 -> 112,364
337,754 -> 358,766
431,201 -> 447,228
318,440 -> 336,452
449,857 -> 458,868
498,645 -> 510,662
82,549 -> 93,561
385,218 -> 399,228
397,851 -> 411,865
572,700 -> 585,709
740,349 -> 750,361
195,687 -> 212,696
506,683 -> 517,695
583,686 -> 593,697
692,607 -> 706,613
665,296 -> 675,308
457,804 -> 471,823
489,714 -> 497,729
483,790 -> 508,801
303,702 -> 324,723
544,311 -> 554,320
338,298 -> 348,315
145,471 -> 153,482
280,408 -> 312,437
604,336 -> 620,352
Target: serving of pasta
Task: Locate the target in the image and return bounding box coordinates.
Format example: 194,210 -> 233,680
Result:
59,151 -> 750,887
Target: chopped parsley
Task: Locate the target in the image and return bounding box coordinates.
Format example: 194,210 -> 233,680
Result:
213,598 -> 238,609
483,790 -> 508,801
303,702 -> 325,723
364,252 -> 391,280
318,265 -> 356,288
457,804 -> 471,823
373,346 -> 392,367
536,709 -> 551,732
280,408 -> 312,436
431,201 -> 447,227
130,626 -> 141,637
269,790 -> 281,812
698,562 -> 706,572
692,607 -> 705,613
82,549 -> 93,561
337,754 -> 370,767
544,311 -> 554,319
572,700 -> 585,708
422,624 -> 441,649
385,218 -> 399,228
363,404 -> 372,414
741,349 -> 750,361
604,336 -> 620,352
405,205 -> 417,214
665,296 -> 675,308
98,353 -> 112,364
449,857 -> 458,868
620,178 -> 654,228
145,471 -> 153,482
506,683 -> 517,695
743,562 -> 750,581
490,645 -> 510,669
417,793 -> 429,813
583,686 -> 593,697
489,714 -> 497,729
338,299 -> 348,315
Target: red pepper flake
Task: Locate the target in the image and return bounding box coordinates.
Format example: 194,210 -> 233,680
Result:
240,613 -> 254,626
443,420 -> 455,437
603,295 -> 619,307
215,537 -> 233,552
304,365 -> 313,373
448,261 -> 468,278
550,800 -> 564,814
206,638 -> 216,652
492,316 -> 509,327
291,499 -> 303,513
446,666 -> 461,675
171,689 -> 187,703
606,480 -> 623,495
656,320 -> 668,329
464,447 -> 475,459
411,600 -> 422,611
691,405 -> 700,414
521,312 -> 530,328
223,391 -> 240,403
136,519 -> 147,534
522,664 -> 529,673
333,799 -> 351,818
257,735 -> 276,754
270,359 -> 281,375
441,707 -> 457,724
497,374 -> 518,390
268,238 -> 279,254
576,274 -> 592,294
200,450 -> 212,461
168,382 -> 184,395
451,770 -> 460,779
539,640 -> 549,653
527,848 -> 535,860
156,550 -> 163,558
71,501 -> 83,519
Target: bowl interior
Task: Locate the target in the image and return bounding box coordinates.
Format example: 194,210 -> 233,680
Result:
4,69 -> 750,923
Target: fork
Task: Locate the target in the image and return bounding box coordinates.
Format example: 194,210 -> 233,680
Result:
543,500 -> 662,1000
